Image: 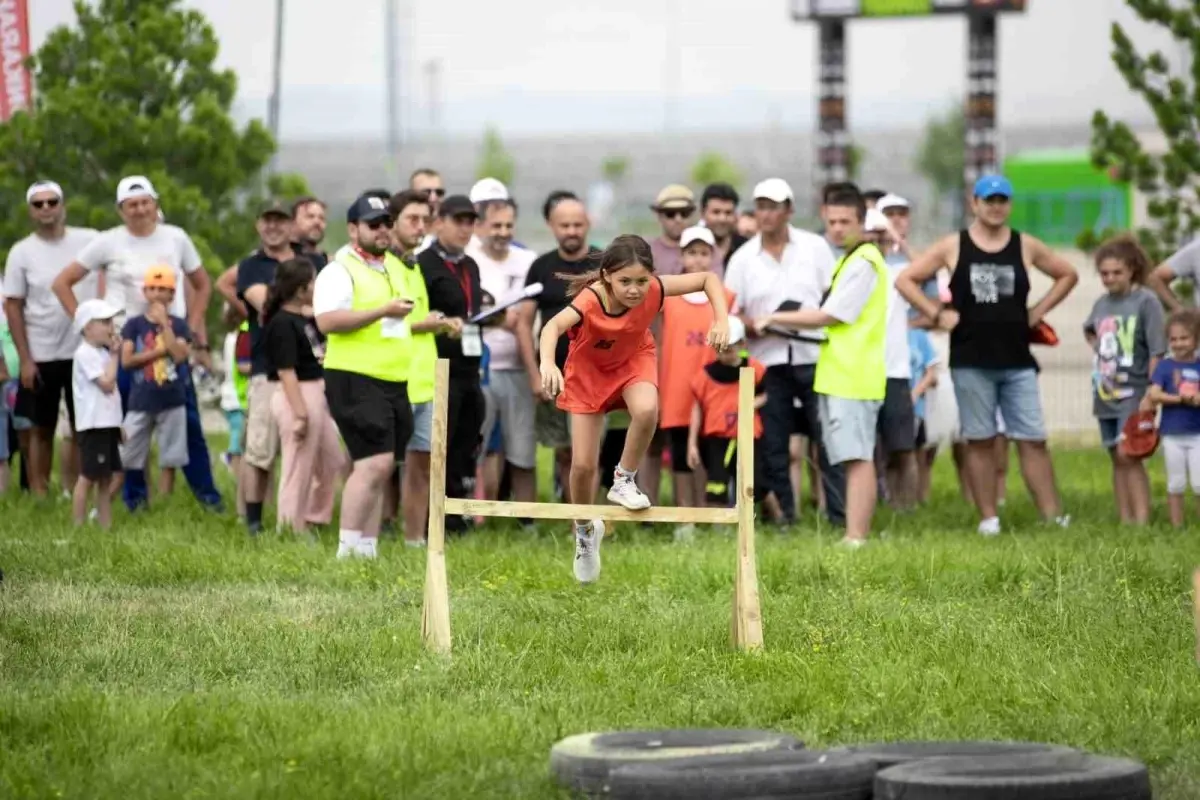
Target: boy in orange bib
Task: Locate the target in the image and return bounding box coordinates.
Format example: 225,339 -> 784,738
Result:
539,234 -> 729,583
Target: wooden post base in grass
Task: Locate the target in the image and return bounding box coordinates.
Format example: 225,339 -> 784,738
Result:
420,358 -> 764,654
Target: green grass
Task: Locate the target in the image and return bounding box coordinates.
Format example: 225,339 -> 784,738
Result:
1,446 -> 1199,798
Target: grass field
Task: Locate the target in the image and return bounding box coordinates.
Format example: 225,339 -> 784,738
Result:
2,445 -> 1199,798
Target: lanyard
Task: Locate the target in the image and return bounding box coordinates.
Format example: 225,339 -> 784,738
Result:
445,259 -> 473,313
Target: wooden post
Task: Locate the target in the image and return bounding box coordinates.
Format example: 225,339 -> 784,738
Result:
731,366 -> 764,652
421,359 -> 452,655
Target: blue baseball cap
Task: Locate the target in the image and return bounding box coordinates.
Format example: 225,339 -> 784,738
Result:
973,174 -> 1013,199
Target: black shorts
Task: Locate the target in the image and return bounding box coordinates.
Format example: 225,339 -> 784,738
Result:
324,369 -> 413,463
15,360 -> 75,430
877,378 -> 917,455
700,436 -> 768,505
599,426 -> 627,489
77,428 -> 123,481
915,419 -> 927,450
662,426 -> 692,474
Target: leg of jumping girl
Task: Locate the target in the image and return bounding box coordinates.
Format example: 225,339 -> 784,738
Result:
569,412 -> 607,583
608,382 -> 657,511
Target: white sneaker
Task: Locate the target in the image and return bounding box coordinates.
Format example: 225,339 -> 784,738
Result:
573,520 -> 604,584
607,476 -> 651,510
837,537 -> 867,550
1055,514 -> 1071,529
978,516 -> 1001,537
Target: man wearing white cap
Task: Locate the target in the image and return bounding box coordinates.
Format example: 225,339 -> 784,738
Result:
51,174 -> 222,512
3,180 -> 99,496
724,177 -> 839,526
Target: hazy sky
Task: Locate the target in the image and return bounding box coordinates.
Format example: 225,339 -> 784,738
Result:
30,0 -> 1176,139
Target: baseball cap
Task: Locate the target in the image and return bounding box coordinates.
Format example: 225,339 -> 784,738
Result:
26,180 -> 63,203
973,174 -> 1013,199
440,194 -> 478,219
73,298 -> 120,333
116,175 -> 158,205
652,184 -> 696,211
258,198 -> 290,219
347,193 -> 392,224
877,193 -> 910,212
143,264 -> 177,290
726,316 -> 747,347
752,178 -> 794,204
469,178 -> 509,204
680,226 -> 716,250
1119,409 -> 1160,461
864,208 -> 890,233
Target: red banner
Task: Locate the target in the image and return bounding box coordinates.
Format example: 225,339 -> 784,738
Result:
0,0 -> 31,121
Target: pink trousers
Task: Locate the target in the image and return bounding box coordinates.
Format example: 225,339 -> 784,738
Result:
271,379 -> 347,531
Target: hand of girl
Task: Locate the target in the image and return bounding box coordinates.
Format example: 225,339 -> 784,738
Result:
708,319 -> 730,351
540,362 -> 563,397
293,415 -> 308,439
686,444 -> 702,471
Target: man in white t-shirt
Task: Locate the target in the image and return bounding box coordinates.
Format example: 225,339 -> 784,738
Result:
467,197 -> 538,506
2,180 -> 99,496
51,175 -> 222,512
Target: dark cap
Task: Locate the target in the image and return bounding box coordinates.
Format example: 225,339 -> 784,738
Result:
439,194 -> 477,219
258,198 -> 290,219
347,193 -> 392,224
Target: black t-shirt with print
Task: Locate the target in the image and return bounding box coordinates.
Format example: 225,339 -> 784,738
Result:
264,310 -> 325,382
525,247 -> 600,370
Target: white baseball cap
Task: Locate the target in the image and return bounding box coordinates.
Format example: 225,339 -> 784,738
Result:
726,316 -> 747,347
865,208 -> 891,233
116,175 -> 159,205
877,193 -> 910,212
26,181 -> 63,203
74,298 -> 121,333
752,178 -> 794,204
680,226 -> 716,250
469,178 -> 509,204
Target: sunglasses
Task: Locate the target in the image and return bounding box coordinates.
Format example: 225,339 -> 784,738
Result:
364,218 -> 393,230
660,207 -> 694,220
30,198 -> 60,209
420,188 -> 447,199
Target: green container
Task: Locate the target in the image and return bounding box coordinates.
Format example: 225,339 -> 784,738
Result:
1002,148 -> 1132,247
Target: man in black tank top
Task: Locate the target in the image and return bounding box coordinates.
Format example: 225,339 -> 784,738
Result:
894,175 -> 1078,536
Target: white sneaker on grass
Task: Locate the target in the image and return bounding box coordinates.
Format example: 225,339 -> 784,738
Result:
978,516 -> 1001,537
837,537 -> 867,550
573,520 -> 605,584
607,476 -> 650,510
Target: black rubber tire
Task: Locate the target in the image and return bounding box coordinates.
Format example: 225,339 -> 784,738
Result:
606,749 -> 876,800
548,729 -> 803,795
873,751 -> 1152,800
828,740 -> 1078,770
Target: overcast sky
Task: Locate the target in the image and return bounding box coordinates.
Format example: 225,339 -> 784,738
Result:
30,0 -> 1177,139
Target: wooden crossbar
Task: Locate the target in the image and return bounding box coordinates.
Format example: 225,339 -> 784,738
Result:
420,357 -> 764,655
444,498 -> 738,525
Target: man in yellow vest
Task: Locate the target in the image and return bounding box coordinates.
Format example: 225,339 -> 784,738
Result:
754,185 -> 891,547
314,194 -> 418,559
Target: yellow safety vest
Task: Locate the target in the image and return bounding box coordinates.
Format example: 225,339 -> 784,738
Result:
814,241 -> 890,401
401,258 -> 437,404
322,248 -> 412,383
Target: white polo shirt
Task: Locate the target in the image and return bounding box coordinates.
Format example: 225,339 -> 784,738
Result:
723,226 -> 835,367
883,253 -> 912,380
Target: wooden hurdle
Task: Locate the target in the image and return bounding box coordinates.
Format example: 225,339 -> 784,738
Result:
420,358 -> 763,655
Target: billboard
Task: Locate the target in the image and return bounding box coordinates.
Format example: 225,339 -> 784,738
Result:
0,0 -> 32,121
791,0 -> 1026,19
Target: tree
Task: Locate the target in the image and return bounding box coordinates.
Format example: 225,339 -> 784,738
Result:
1087,1 -> 1200,262
476,126 -> 516,186
690,152 -> 743,190
0,0 -> 309,274
601,155 -> 630,184
914,103 -> 965,222
845,144 -> 867,183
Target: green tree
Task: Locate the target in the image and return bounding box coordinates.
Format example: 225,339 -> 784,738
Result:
601,155 -> 630,184
476,126 -> 516,186
914,103 -> 965,221
690,152 -> 743,190
1087,1 -> 1200,262
0,0 -> 309,275
846,144 -> 866,183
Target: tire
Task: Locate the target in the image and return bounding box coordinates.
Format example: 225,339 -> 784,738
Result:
829,740 -> 1078,770
873,751 -> 1152,800
548,729 -> 803,795
606,749 -> 876,800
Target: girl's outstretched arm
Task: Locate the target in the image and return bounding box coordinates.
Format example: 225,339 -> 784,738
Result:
538,306 -> 582,397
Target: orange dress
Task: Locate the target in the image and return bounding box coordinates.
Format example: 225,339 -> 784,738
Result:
658,288 -> 736,429
690,358 -> 767,439
557,277 -> 664,414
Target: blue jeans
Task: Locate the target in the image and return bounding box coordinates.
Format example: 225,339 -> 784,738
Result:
118,363 -> 223,511
951,367 -> 1047,442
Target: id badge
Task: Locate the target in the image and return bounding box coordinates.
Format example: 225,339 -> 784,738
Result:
461,323 -> 483,357
381,317 -> 410,339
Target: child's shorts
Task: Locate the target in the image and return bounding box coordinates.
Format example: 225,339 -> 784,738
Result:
700,436 -> 768,506
78,427 -> 124,481
3,379 -> 30,433
120,406 -> 190,470
0,401 -> 9,462
225,409 -> 246,456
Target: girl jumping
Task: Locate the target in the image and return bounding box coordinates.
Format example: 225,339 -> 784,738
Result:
538,235 -> 729,584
